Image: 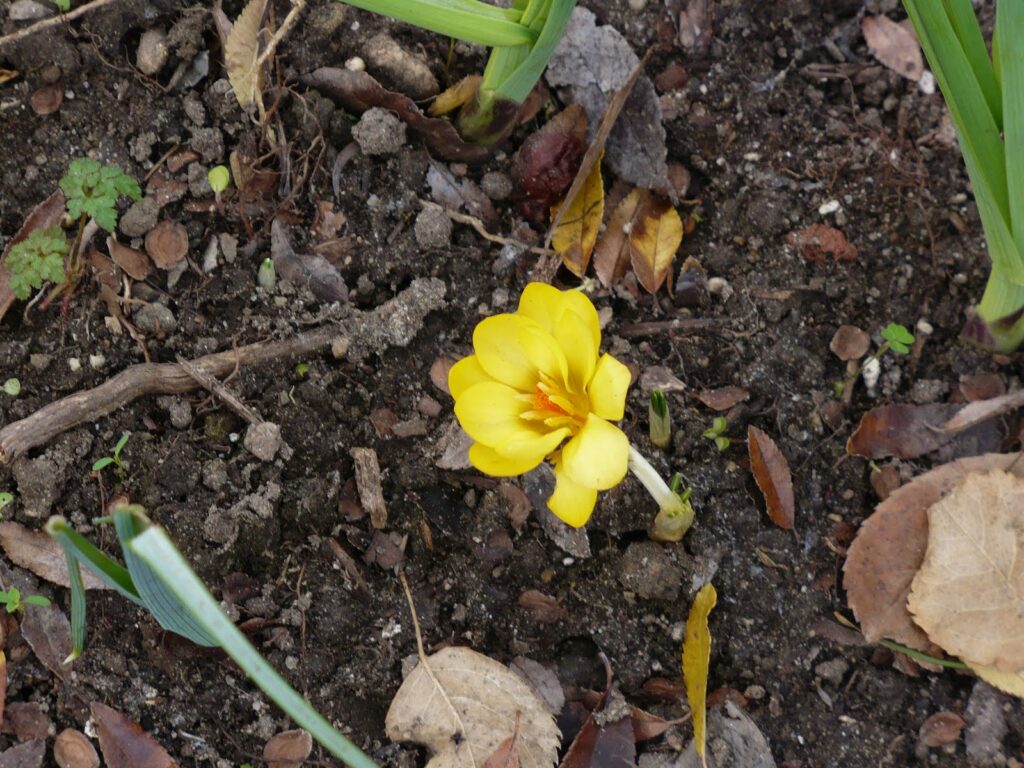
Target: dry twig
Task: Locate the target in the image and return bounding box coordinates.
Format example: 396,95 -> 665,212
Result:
0,0 -> 121,48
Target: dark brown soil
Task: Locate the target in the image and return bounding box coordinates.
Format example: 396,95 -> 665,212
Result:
1,0 -> 1022,766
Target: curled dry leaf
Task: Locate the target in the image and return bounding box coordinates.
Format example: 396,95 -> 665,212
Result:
639,365 -> 686,394
271,218 -> 348,304
517,589 -> 566,625
303,68 -> 489,163
847,403 -> 959,460
559,708 -> 635,768
942,388 -> 1024,435
551,151 -> 604,277
908,470 -> 1024,672
593,188 -> 643,287
747,426 -> 795,530
787,224 -> 857,262
91,702 -> 177,768
263,729 -> 313,768
0,522 -> 108,590
106,236 -> 152,281
224,0 -> 267,107
630,193 -> 683,294
919,712 -> 966,748
385,646 -> 560,768
844,453 -> 1024,651
512,104 -> 587,222
54,729 -> 99,768
144,221 -> 189,269
830,325 -> 870,361
693,386 -> 749,412
862,14 -> 924,82
682,583 -> 717,767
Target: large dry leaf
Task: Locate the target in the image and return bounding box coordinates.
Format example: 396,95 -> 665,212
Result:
558,712 -> 635,768
593,188 -> 643,287
862,15 -> 924,81
91,702 -> 178,768
386,646 -> 560,768
224,0 -> 267,107
747,426 -> 795,530
20,604 -> 72,679
844,454 -> 1024,651
551,151 -> 604,277
0,522 -> 108,591
969,663 -> 1024,698
908,470 -> 1024,671
682,583 -> 716,766
847,403 -> 959,459
629,194 -> 682,294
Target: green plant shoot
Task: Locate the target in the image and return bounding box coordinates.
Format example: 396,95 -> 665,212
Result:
53,0 -> 70,11
880,322 -> 915,355
649,389 -> 671,450
333,0 -> 576,143
60,159 -> 141,233
2,378 -> 21,397
903,0 -> 1024,351
0,587 -> 51,615
5,227 -> 69,300
703,416 -> 730,451
208,165 -> 231,197
92,432 -> 130,474
0,493 -> 12,512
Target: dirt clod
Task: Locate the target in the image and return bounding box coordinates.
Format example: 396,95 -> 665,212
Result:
136,28 -> 169,76
244,422 -> 282,462
618,542 -> 682,601
414,207 -> 452,249
352,107 -> 407,156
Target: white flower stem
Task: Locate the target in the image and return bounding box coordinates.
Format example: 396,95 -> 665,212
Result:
628,445 -> 694,542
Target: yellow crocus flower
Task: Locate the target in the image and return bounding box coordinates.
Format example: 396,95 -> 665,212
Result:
448,283 -> 632,527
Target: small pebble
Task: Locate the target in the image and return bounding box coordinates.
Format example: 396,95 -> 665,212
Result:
352,107 -> 406,156
818,199 -> 841,215
88,354 -> 105,369
68,358 -> 81,372
480,171 -> 513,201
168,399 -> 193,430
344,56 -> 365,71
414,207 -> 452,249
133,303 -> 177,335
244,421 -> 282,462
136,28 -> 168,76
8,0 -> 51,21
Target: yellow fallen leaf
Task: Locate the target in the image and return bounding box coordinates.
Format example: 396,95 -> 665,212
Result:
0,69 -> 17,85
630,195 -> 683,294
225,0 -> 268,107
682,582 -> 717,768
907,469 -> 1024,672
429,75 -> 482,117
551,151 -> 604,277
968,662 -> 1024,698
593,188 -> 644,287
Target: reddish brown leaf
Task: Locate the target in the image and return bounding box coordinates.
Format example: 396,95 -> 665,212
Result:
847,403 -> 959,459
517,590 -> 565,625
919,712 -> 966,748
559,710 -> 636,768
693,386 -> 749,412
91,702 -> 177,768
630,707 -> 672,742
54,729 -> 99,768
638,677 -> 686,701
747,426 -> 795,529
0,190 -> 66,322
106,237 -> 152,281
20,605 -> 72,680
303,68 -> 488,163
843,453 -> 1024,651
482,712 -> 521,768
787,224 -> 857,262
829,325 -> 870,361
958,373 -> 1005,402
263,729 -> 312,768
0,522 -> 108,591
869,464 -> 901,501
511,104 -> 587,222
144,221 -> 188,269
498,483 -> 532,531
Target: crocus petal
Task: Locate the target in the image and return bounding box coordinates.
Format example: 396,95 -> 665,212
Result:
448,355 -> 493,399
587,353 -> 632,421
503,425 -> 572,461
553,307 -> 598,391
560,413 -> 629,490
469,443 -> 543,476
474,314 -> 541,392
518,323 -> 570,386
455,382 -> 571,463
518,283 -> 601,353
548,463 -> 598,527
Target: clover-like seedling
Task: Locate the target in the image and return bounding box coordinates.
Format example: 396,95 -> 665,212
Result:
880,323 -> 915,355
0,587 -> 50,616
2,378 -> 20,397
5,227 -> 69,300
208,165 -> 230,198
0,492 -> 12,512
702,416 -> 730,451
92,432 -> 130,476
53,0 -> 70,11
60,158 -> 141,233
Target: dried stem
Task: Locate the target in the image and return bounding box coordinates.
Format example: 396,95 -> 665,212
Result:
0,0 -> 121,49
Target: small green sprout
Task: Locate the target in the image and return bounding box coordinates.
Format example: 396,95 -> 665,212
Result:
880,323 -> 915,355
2,378 -> 21,397
0,493 -> 12,512
5,227 -> 69,300
703,416 -> 730,451
295,362 -> 311,378
53,0 -> 70,11
649,389 -> 671,450
258,258 -> 277,290
92,432 -> 130,474
0,587 -> 51,615
208,165 -> 231,197
60,158 -> 141,233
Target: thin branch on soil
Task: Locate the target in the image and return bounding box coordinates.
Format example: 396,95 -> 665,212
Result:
0,278 -> 445,463
419,200 -> 553,256
0,0 -> 121,48
175,355 -> 263,425
618,318 -> 726,338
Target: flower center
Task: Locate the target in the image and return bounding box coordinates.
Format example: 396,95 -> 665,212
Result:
532,385 -> 569,417
520,375 -> 588,433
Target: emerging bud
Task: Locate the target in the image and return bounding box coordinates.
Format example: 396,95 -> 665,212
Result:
649,389 -> 671,450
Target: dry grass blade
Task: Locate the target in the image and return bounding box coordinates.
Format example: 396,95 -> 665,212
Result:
943,388 -> 1024,433
225,0 -> 268,107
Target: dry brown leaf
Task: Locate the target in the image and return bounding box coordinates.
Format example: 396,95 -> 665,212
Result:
385,646 -> 560,768
943,389 -> 1024,434
593,188 -> 643,287
20,604 -> 72,680
517,590 -> 565,625
559,712 -> 635,768
106,237 -> 152,281
862,14 -> 924,81
693,386 -> 749,412
511,104 -> 588,222
482,713 -> 521,768
787,224 -> 858,262
429,75 -> 482,117
629,194 -> 683,294
54,729 -> 99,768
144,221 -> 189,269
747,426 -> 795,529
919,712 -> 966,748
847,403 -> 959,459
844,453 -> 1024,651
351,447 -> 387,529
0,522 -> 108,591
908,470 -> 1024,671
91,702 -> 177,768
263,729 -> 312,768
271,219 -> 348,304
959,374 -> 1005,402
551,151 -> 604,277
224,0 -> 267,107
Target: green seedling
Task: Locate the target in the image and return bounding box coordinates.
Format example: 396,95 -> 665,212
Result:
53,0 -> 70,10
0,587 -> 51,615
836,323 -> 916,398
649,389 -> 672,450
294,362 -> 310,378
5,227 -> 69,300
334,0 -> 575,143
61,158 -> 141,234
2,378 -> 21,397
902,0 -> 1024,351
208,165 -> 230,198
92,432 -> 130,475
258,258 -> 277,290
649,473 -> 694,542
703,416 -> 730,451
0,493 -> 12,512
46,505 -> 377,767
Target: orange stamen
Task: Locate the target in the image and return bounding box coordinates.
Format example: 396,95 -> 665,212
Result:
533,385 -> 570,416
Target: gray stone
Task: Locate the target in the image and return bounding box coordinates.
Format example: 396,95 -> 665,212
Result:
414,207 -> 452,249
8,0 -> 52,21
119,197 -> 160,238
202,458 -> 228,491
167,399 -> 192,429
352,108 -> 406,156
189,126 -> 224,163
244,422 -> 282,462
481,171 -> 513,201
12,456 -> 62,517
133,303 -> 177,335
618,541 -> 682,601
